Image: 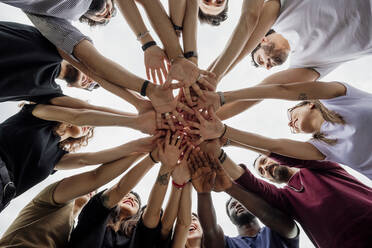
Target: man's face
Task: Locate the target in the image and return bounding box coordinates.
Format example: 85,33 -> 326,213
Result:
254,156 -> 291,183
227,198 -> 255,226
253,35 -> 289,70
84,0 -> 116,25
63,63 -> 96,90
199,0 -> 227,16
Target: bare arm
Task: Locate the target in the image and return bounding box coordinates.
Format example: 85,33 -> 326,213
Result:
182,0 -> 199,65
169,0 -> 187,31
224,125 -> 325,160
223,0 -> 280,76
225,183 -> 298,239
101,155 -> 156,209
160,185 -> 182,239
216,68 -> 320,120
172,183 -> 192,248
223,81 -> 346,104
209,0 -> 264,84
55,135 -> 158,170
53,153 -> 144,204
197,193 -> 225,248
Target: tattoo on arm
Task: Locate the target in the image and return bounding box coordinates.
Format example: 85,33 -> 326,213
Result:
157,172 -> 170,185
298,93 -> 308,100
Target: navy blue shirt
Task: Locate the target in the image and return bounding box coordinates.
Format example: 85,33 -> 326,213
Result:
0,21 -> 64,104
225,227 -> 299,248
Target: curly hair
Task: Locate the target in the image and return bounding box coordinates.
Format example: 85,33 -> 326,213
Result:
56,125 -> 95,152
198,0 -> 229,26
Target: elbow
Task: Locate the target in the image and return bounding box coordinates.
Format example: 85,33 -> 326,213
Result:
69,109 -> 90,126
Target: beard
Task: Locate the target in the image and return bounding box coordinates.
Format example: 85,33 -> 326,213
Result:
63,64 -> 80,85
273,165 -> 291,183
87,0 -> 106,15
231,210 -> 256,226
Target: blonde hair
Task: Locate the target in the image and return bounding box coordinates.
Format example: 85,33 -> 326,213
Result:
54,123 -> 95,152
288,100 -> 345,145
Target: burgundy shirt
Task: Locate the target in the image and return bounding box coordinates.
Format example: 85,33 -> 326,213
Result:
235,153 -> 372,248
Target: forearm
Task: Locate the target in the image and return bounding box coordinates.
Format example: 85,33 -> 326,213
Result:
73,40 -> 146,93
210,1 -> 262,82
56,141 -> 144,169
229,140 -> 270,156
169,0 -> 186,28
225,126 -> 325,160
197,193 -> 224,248
226,183 -> 297,239
161,185 -> 182,238
182,0 -> 198,65
171,184 -> 192,248
138,0 -> 184,60
143,165 -> 171,228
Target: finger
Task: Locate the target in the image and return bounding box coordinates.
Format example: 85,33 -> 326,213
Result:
194,138 -> 204,146
165,130 -> 172,145
146,66 -> 151,81
151,69 -> 157,85
184,87 -> 195,107
184,144 -> 193,160
157,139 -> 164,155
165,113 -> 176,132
209,171 -> 217,186
198,77 -> 216,91
176,133 -> 184,148
187,121 -> 200,129
172,111 -> 186,125
156,69 -> 164,85
160,60 -> 168,77
162,75 -> 172,90
192,84 -> 206,102
193,109 -> 206,123
156,113 -> 163,129
177,102 -> 194,114
171,130 -> 178,145
208,105 -> 218,120
185,129 -> 200,135
199,69 -> 216,78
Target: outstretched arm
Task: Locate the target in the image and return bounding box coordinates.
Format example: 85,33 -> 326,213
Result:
56,135 -> 159,170
54,152 -> 144,204
209,0 -> 264,84
182,0 -> 199,65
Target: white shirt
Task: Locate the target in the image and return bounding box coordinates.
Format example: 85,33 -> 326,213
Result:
273,0 -> 372,78
308,83 -> 372,180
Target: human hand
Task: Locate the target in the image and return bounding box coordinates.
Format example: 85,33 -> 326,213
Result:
198,139 -> 222,158
188,150 -> 216,193
187,106 -> 225,145
172,144 -> 193,185
211,156 -> 232,192
195,90 -> 220,112
157,130 -> 186,171
136,111 -> 171,134
144,45 -> 168,85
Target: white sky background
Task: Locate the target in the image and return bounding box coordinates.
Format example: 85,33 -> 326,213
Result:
1,1 -> 372,247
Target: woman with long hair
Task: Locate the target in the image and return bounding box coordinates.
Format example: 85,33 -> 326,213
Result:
192,81 -> 372,180
0,101 -> 161,212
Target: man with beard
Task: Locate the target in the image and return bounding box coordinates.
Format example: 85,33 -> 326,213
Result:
189,151 -> 299,248
230,152 -> 372,247
0,0 -> 215,124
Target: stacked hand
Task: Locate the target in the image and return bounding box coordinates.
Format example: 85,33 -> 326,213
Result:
144,45 -> 169,85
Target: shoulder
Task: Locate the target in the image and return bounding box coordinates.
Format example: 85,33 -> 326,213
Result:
260,226 -> 300,247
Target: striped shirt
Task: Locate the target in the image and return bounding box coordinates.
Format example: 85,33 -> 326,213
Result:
0,0 -> 93,57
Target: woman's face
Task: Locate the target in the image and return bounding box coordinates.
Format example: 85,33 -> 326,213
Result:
66,125 -> 92,139
187,215 -> 203,241
85,0 -> 116,24
118,193 -> 140,216
199,0 -> 227,16
288,104 -> 315,134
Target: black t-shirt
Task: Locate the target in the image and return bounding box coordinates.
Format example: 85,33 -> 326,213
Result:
0,104 -> 67,196
0,21 -> 64,104
69,191 -> 162,248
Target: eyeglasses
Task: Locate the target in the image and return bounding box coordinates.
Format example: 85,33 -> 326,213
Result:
287,108 -> 296,134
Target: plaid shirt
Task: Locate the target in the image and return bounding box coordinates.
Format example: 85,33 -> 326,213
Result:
0,0 -> 93,56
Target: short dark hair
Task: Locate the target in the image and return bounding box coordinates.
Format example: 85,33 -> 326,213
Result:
252,154 -> 262,169
225,197 -> 233,219
79,0 -> 116,27
251,29 -> 276,67
198,0 -> 229,26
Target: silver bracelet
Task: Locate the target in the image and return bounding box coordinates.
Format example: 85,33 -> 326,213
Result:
217,91 -> 225,106
137,30 -> 149,41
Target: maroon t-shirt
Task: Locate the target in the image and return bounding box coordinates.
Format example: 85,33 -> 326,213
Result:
235,153 -> 372,248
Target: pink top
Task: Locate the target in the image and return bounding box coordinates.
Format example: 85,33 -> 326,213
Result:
235,153 -> 372,248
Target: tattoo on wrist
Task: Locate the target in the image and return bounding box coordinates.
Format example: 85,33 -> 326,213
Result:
157,172 -> 169,185
298,93 -> 308,100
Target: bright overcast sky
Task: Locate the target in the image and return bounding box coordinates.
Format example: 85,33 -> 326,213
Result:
1,1 -> 372,247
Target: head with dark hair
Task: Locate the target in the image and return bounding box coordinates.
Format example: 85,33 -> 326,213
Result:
107,191 -> 142,237
54,124 -> 94,152
186,213 -> 204,248
198,0 -> 229,26
251,29 -> 290,69
253,155 -> 294,184
60,61 -> 100,91
225,197 -> 256,227
80,0 -> 117,27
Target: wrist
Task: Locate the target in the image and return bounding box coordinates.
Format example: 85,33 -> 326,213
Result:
145,82 -> 156,97
138,32 -> 153,45
219,124 -> 228,139
149,151 -> 159,163
172,180 -> 188,190
142,41 -> 157,52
